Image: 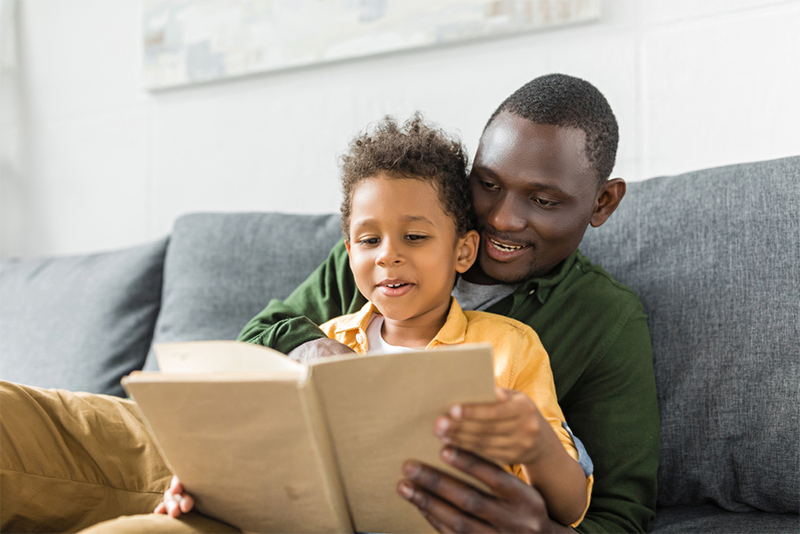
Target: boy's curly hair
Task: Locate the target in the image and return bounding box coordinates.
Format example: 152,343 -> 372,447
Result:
340,113 -> 474,241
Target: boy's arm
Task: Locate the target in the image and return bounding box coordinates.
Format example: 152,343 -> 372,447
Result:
237,239 -> 367,355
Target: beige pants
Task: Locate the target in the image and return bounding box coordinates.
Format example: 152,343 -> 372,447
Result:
0,382 -> 239,533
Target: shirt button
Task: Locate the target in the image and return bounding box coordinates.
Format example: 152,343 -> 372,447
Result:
529,289 -> 536,295
356,333 -> 364,343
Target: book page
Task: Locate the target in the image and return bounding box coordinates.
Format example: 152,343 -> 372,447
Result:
155,340 -> 302,375
309,344 -> 496,534
124,370 -> 351,532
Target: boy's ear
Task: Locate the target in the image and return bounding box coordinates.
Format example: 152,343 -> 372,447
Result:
455,230 -> 480,273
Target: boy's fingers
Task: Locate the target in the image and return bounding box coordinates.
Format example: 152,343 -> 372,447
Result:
436,415 -> 521,438
154,502 -> 167,514
180,494 -> 195,513
450,391 -> 534,421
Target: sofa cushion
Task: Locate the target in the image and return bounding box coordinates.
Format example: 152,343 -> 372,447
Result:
144,213 -> 342,370
578,156 -> 800,513
0,238 -> 167,397
650,505 -> 799,533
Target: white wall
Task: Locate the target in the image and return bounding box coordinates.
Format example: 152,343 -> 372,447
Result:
1,0 -> 798,258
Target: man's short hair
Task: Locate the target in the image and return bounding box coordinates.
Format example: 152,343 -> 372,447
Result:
340,113 -> 474,240
487,73 -> 619,185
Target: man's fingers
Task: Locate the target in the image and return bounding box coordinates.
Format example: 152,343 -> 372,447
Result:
440,447 -> 532,501
401,459 -> 513,527
397,479 -> 496,534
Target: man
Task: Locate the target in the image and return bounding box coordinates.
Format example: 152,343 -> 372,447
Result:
239,73 -> 660,533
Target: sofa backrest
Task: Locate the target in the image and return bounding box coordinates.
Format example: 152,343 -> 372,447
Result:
0,238 -> 167,397
142,212 -> 342,370
579,156 -> 799,514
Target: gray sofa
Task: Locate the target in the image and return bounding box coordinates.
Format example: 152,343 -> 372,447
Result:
1,156 -> 798,533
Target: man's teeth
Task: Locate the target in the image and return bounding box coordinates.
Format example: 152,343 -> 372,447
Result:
491,239 -> 524,252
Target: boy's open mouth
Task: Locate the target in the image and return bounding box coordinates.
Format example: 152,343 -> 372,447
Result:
378,280 -> 413,296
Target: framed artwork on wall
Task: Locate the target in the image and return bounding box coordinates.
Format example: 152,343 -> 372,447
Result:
142,0 -> 601,89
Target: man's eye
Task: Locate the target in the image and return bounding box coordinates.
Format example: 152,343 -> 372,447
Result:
532,197 -> 557,207
481,180 -> 500,191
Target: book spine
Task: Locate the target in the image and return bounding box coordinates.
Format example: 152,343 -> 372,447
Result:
298,376 -> 354,533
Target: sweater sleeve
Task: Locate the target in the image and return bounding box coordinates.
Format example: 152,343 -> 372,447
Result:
237,239 -> 367,355
567,309 -> 660,534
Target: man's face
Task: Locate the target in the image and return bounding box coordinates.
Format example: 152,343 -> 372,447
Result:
466,111 -> 601,284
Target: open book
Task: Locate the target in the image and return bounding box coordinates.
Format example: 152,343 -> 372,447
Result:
122,340 -> 496,533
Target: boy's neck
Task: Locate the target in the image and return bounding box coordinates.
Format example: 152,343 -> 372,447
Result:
379,302 -> 451,350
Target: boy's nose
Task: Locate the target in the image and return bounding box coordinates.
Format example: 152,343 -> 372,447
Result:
376,242 -> 403,266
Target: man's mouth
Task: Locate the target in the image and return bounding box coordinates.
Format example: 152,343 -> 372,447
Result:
489,237 -> 527,253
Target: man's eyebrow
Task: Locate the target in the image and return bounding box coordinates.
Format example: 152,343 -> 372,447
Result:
472,164 -> 569,195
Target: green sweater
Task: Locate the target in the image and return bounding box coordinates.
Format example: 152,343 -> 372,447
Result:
239,240 -> 660,533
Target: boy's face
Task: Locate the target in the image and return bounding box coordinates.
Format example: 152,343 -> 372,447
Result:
466,111 -> 608,284
346,174 -> 478,326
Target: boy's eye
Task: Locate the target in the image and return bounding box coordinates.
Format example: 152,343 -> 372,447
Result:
358,237 -> 380,246
405,234 -> 427,242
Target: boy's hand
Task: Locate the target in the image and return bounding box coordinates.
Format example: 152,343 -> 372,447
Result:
154,475 -> 195,518
434,388 -> 557,466
286,337 -> 355,364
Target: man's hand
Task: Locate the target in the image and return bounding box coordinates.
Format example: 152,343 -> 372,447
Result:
397,448 -> 573,533
286,337 -> 355,364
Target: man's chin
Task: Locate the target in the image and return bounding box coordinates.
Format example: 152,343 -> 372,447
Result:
479,256 -> 536,285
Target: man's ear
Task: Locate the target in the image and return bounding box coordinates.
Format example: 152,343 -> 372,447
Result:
590,178 -> 626,228
455,230 -> 480,273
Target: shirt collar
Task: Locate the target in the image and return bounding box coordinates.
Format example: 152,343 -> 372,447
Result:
517,250 -> 580,304
330,298 -> 469,347
429,297 -> 468,346
331,301 -> 378,334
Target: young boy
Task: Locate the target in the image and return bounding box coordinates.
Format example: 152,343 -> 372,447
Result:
158,114 -> 592,527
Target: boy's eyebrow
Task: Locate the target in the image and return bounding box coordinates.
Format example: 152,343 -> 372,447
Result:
352,215 -> 436,227
472,164 -> 569,195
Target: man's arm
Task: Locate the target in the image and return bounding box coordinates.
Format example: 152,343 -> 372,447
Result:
559,312 -> 660,533
237,239 -> 367,355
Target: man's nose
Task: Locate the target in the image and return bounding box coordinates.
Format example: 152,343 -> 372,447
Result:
486,194 -> 527,233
